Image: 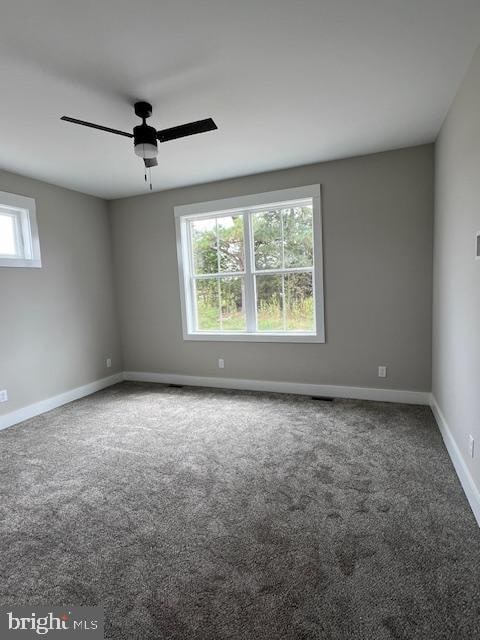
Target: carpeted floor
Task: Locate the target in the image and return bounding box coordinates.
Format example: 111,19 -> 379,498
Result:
1,382 -> 479,639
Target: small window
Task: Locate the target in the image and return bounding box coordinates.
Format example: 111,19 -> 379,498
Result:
175,185 -> 324,342
0,191 -> 41,268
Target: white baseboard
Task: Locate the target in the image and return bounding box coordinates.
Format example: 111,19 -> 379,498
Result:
0,372 -> 124,432
430,395 -> 480,527
123,371 -> 430,405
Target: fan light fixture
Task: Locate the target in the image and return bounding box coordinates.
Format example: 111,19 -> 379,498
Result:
134,143 -> 157,159
133,123 -> 158,159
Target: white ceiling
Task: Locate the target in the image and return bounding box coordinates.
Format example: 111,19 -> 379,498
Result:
1,1 -> 479,199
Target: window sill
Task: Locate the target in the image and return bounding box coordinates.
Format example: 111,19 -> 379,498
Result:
0,258 -> 42,268
183,331 -> 325,343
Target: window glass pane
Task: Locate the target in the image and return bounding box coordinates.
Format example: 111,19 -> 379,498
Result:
195,278 -> 220,330
0,213 -> 18,256
283,206 -> 313,268
218,215 -> 245,273
285,272 -> 314,331
256,274 -> 284,331
220,276 -> 246,331
191,218 -> 217,275
252,210 -> 282,270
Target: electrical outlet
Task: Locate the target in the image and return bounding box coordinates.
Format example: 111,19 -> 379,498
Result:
218,358 -> 225,369
469,435 -> 475,458
0,389 -> 8,403
378,365 -> 387,378
106,358 -> 112,368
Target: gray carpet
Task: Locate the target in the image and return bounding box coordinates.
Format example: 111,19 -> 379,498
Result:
1,382 -> 479,639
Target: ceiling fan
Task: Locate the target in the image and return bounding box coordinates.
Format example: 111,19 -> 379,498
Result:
60,101 -> 217,188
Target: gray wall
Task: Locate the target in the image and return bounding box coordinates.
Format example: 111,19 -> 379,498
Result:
110,145 -> 433,391
0,170 -> 122,415
433,46 -> 480,489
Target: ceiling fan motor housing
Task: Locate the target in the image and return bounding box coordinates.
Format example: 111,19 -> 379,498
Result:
133,124 -> 158,159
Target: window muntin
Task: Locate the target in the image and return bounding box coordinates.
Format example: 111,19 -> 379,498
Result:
175,186 -> 324,343
0,192 -> 41,268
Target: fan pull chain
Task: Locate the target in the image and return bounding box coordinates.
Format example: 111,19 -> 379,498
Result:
149,166 -> 152,191
143,144 -> 147,183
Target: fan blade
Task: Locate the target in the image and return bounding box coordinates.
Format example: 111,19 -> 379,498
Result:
60,116 -> 133,138
157,118 -> 217,143
144,157 -> 158,168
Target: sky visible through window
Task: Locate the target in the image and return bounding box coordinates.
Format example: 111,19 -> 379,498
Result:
0,213 -> 17,256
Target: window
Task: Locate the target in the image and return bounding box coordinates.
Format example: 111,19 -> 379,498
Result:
175,185 -> 324,342
0,191 -> 41,268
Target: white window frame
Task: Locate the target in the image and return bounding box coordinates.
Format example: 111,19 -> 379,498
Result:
175,185 -> 325,343
0,191 -> 41,268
